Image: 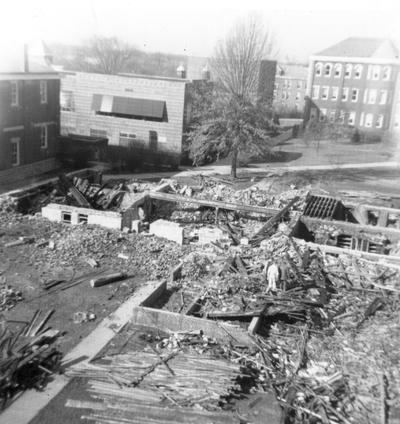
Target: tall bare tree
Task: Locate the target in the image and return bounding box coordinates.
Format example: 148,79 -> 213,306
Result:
187,16 -> 278,178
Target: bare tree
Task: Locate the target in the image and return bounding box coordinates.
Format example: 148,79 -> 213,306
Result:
187,17 -> 278,178
211,15 -> 277,101
85,36 -> 136,75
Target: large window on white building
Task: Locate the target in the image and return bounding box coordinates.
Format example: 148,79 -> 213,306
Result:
379,90 -> 388,105
354,65 -> 363,79
331,87 -> 339,101
376,114 -> 384,128
383,66 -> 391,81
324,63 -> 332,77
334,64 -> 342,78
315,63 -> 323,77
348,111 -> 356,126
368,89 -> 377,104
60,91 -> 74,111
345,64 -> 352,79
321,86 -> 329,100
351,88 -> 359,102
365,113 -> 373,127
319,108 -> 327,122
341,87 -> 349,101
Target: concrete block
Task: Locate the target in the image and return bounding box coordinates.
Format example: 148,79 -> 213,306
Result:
198,227 -> 225,245
149,219 -> 183,245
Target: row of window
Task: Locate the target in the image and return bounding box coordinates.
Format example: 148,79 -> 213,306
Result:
312,85 -> 389,105
274,80 -> 305,90
10,80 -> 48,107
314,63 -> 391,81
274,90 -> 303,101
317,109 -> 385,128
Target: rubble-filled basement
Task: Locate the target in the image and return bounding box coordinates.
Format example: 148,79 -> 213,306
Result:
1,170 -> 400,424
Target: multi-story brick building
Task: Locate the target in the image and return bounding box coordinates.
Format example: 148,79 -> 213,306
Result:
0,42 -> 60,182
60,71 -> 189,168
305,37 -> 400,136
273,63 -> 308,115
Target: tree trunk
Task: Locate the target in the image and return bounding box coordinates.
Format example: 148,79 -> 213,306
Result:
231,148 -> 238,179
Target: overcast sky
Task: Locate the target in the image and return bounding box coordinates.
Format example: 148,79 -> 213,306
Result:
2,0 -> 400,62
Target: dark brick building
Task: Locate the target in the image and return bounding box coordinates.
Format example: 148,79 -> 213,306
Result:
0,42 -> 60,182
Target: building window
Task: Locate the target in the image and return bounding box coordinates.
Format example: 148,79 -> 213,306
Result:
60,91 -> 74,111
351,88 -> 359,102
324,63 -> 332,77
383,66 -> 391,81
61,126 -> 76,136
310,107 -> 318,120
295,92 -> 301,100
365,113 -> 373,127
331,87 -> 339,101
348,111 -> 356,126
119,132 -> 136,146
90,128 -> 107,138
319,108 -> 327,122
40,81 -> 48,104
10,137 -> 20,166
321,86 -> 329,100
368,89 -> 377,104
376,114 -> 384,129
287,80 -> 292,89
359,112 -> 365,126
369,65 -> 380,80
11,81 -> 19,107
312,86 -> 320,100
78,214 -> 88,224
315,62 -> 323,76
341,87 -> 349,101
149,131 -> 158,151
345,64 -> 352,79
338,110 -> 345,124
40,125 -> 48,148
334,64 -> 342,78
379,90 -> 388,105
354,64 -> 363,79
329,110 -> 336,123
61,212 -> 72,224
297,81 -> 302,89
282,91 -> 289,100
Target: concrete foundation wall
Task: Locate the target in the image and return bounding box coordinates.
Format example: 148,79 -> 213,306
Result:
41,203 -> 122,229
149,219 -> 183,244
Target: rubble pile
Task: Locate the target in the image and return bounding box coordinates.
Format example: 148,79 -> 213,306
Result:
0,284 -> 23,312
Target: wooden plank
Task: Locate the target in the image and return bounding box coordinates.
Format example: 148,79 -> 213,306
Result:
149,191 -> 280,216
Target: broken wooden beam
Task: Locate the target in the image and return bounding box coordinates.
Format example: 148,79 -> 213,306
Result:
149,191 -> 280,216
90,272 -> 127,288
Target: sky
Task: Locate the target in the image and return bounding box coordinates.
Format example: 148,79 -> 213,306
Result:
1,0 -> 400,62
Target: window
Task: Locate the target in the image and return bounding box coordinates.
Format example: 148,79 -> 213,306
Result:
11,81 -> 19,107
315,62 -> 323,76
331,87 -> 339,101
10,137 -> 20,166
354,65 -> 363,79
319,108 -> 327,122
312,85 -> 320,99
282,91 -> 289,100
61,126 -> 75,136
369,65 -> 380,80
40,81 -> 47,104
338,110 -> 345,124
297,81 -> 302,89
310,107 -> 318,120
295,92 -> 301,100
78,214 -> 88,224
62,212 -> 72,224
368,89 -> 377,104
90,128 -> 107,138
329,110 -> 336,123
348,111 -> 356,126
376,114 -> 384,129
365,113 -> 373,127
341,87 -> 349,101
149,131 -> 158,151
60,90 -> 74,111
287,80 -> 292,89
379,90 -> 388,105
321,86 -> 329,100
383,66 -> 391,81
351,88 -> 359,102
334,64 -> 342,78
119,132 -> 136,146
324,63 -> 332,77
345,64 -> 352,79
359,112 -> 365,126
40,125 -> 48,148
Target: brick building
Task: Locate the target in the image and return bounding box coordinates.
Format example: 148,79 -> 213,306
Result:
60,71 -> 189,168
0,42 -> 60,182
305,37 -> 400,135
273,63 -> 308,116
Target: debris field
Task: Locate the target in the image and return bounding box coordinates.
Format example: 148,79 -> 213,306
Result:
1,171 -> 400,424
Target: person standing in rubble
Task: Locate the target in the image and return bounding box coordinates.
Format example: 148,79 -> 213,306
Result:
263,260 -> 280,293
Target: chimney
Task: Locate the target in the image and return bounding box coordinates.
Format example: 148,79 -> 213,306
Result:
177,64 -> 186,79
24,44 -> 29,73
